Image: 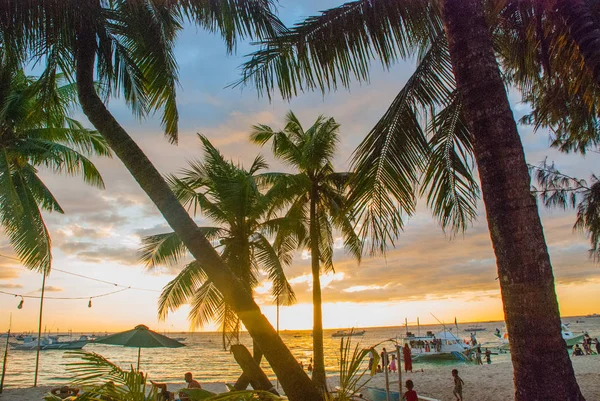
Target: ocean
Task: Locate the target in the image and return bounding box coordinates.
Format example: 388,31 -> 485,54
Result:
1,317 -> 598,388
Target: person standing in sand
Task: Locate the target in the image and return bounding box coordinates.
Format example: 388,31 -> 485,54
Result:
452,368 -> 464,401
390,354 -> 397,373
475,346 -> 483,365
403,343 -> 413,373
485,348 -> 492,364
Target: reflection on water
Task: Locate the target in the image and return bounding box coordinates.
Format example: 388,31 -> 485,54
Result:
2,317 -> 597,388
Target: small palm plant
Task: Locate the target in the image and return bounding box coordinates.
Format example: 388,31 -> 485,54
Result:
57,351 -> 284,401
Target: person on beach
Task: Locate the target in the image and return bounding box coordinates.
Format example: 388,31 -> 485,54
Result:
573,344 -> 584,356
381,348 -> 389,370
390,354 -> 397,373
178,372 -> 202,401
368,350 -> 374,370
475,346 -> 483,365
150,381 -> 173,401
485,348 -> 492,364
595,338 -> 600,355
51,385 -> 79,400
377,364 -> 383,373
403,343 -> 413,373
307,363 -> 313,373
452,369 -> 464,401
402,379 -> 419,401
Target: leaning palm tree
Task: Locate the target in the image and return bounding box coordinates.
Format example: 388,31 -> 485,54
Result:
237,0 -> 595,399
251,111 -> 362,391
140,135 -> 296,349
0,2 -> 321,398
0,67 -> 110,275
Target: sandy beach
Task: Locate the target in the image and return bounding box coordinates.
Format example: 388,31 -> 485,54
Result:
1,356 -> 598,401
335,356 -> 600,401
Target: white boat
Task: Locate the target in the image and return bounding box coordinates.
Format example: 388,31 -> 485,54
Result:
331,329 -> 366,337
493,324 -> 585,347
401,330 -> 471,361
10,335 -> 89,350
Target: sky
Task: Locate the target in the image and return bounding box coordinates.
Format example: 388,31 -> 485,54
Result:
1,0 -> 599,333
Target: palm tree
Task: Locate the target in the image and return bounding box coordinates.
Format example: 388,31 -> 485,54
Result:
139,134 -> 296,349
250,111 -> 362,391
0,2 -> 322,399
236,1 -> 594,399
0,67 -> 110,275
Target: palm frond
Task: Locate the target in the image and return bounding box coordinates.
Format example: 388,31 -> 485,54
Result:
252,232 -> 296,305
140,227 -> 224,269
236,0 -> 443,99
349,33 -> 454,254
420,92 -> 479,233
157,261 -> 207,320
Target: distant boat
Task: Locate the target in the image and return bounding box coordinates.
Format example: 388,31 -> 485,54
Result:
463,325 -> 487,332
10,335 -> 89,350
169,337 -> 186,342
331,329 -> 366,337
585,313 -> 600,318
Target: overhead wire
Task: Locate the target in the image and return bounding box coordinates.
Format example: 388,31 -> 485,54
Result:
0,253 -> 161,293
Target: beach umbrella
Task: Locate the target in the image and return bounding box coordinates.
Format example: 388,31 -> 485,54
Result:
94,324 -> 185,371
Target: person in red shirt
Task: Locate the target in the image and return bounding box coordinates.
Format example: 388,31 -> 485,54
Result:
402,379 -> 419,401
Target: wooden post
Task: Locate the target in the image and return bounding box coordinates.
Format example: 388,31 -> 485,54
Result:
383,347 -> 390,401
396,345 -> 402,397
34,274 -> 47,387
0,313 -> 11,393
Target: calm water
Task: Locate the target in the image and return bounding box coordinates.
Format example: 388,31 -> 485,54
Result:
2,317 -> 598,388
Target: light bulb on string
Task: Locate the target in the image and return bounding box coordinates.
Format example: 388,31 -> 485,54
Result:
88,298 -> 92,308
17,296 -> 24,309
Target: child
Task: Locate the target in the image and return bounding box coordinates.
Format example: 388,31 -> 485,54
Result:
402,379 -> 418,401
390,354 -> 397,373
452,369 -> 464,401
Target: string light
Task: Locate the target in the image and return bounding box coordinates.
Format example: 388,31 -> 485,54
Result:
88,298 -> 92,308
17,296 -> 23,309
0,287 -> 131,304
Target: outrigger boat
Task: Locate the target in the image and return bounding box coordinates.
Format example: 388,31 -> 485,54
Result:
11,335 -> 89,350
401,330 -> 472,361
399,317 -> 472,361
493,324 -> 585,347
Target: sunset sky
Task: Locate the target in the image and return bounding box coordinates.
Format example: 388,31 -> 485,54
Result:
1,0 -> 599,333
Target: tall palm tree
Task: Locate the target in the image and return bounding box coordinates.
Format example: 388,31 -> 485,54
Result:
0,67 -> 110,275
0,2 -> 322,399
251,111 -> 362,391
139,134 -> 296,349
237,1 -> 595,399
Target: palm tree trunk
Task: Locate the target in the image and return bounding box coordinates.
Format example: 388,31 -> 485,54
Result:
310,185 -> 326,392
556,0 -> 600,85
74,27 -> 322,401
442,1 -> 585,400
